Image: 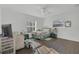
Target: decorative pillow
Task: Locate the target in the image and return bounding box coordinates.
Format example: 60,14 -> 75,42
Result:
45,38 -> 52,41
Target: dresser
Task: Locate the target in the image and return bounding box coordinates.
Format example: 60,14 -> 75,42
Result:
0,37 -> 15,54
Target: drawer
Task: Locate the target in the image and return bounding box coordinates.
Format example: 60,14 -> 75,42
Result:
1,40 -> 13,44
1,42 -> 13,46
2,43 -> 13,48
1,38 -> 13,42
2,48 -> 14,54
2,45 -> 13,51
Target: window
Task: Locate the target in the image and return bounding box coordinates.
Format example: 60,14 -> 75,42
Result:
26,20 -> 37,33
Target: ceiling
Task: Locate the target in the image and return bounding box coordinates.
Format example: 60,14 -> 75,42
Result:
0,4 -> 79,17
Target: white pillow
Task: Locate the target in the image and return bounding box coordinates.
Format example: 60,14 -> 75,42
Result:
45,38 -> 52,41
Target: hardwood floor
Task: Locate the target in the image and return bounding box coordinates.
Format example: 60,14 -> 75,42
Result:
16,47 -> 33,54
36,38 -> 79,54
16,38 -> 79,54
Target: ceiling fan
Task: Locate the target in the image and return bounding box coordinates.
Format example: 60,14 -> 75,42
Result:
40,4 -> 52,16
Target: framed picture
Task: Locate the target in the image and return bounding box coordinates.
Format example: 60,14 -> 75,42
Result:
53,20 -> 65,27
65,20 -> 71,27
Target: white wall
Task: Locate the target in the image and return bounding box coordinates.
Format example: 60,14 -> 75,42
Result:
1,8 -> 44,33
44,9 -> 79,42
2,8 -> 26,32
57,10 -> 79,42
43,16 -> 53,28
0,8 -> 2,34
